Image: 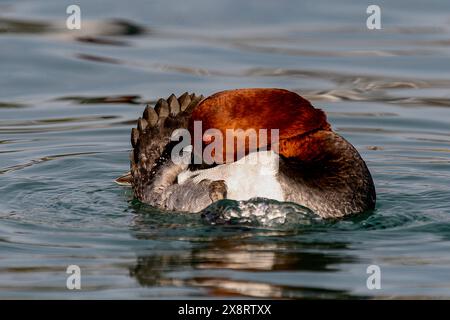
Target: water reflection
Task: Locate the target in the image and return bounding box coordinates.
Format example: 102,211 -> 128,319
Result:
0,17 -> 146,37
75,36 -> 129,46
55,95 -> 141,104
128,213 -> 359,298
0,17 -> 50,34
1,0 -> 450,299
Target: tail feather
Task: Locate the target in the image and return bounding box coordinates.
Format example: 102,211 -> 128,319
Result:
127,92 -> 204,204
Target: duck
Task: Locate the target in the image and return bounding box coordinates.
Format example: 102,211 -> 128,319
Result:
116,88 -> 376,219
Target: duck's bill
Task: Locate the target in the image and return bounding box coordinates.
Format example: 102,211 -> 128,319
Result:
114,171 -> 132,186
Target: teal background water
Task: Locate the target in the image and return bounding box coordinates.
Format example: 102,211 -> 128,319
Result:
1,0 -> 450,298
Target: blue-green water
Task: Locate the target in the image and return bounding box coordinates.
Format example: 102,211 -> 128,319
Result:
1,0 -> 450,298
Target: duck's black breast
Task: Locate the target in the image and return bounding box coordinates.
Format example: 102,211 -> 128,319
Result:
277,130 -> 376,218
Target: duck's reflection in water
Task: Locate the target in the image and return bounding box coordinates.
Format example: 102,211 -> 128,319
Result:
128,217 -> 362,298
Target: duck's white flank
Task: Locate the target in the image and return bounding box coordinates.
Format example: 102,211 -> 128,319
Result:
177,150 -> 284,201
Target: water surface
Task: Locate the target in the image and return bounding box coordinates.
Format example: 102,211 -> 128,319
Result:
1,0 -> 450,299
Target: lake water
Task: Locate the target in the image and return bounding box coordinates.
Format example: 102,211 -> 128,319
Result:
1,0 -> 450,299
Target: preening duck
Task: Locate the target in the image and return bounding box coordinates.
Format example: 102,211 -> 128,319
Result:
117,88 -> 376,219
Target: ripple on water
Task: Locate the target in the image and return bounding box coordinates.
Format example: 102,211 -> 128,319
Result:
1,0 -> 450,299
200,198 -> 320,228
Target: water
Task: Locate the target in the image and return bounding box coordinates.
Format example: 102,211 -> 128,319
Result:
1,0 -> 450,299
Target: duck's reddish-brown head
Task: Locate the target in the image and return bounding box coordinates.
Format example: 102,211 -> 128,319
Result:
188,88 -> 331,163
